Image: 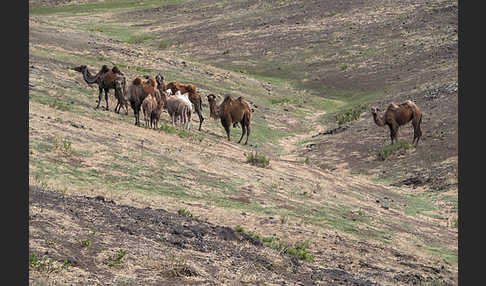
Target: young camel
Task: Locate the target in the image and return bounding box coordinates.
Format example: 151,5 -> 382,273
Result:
142,94 -> 158,128
165,96 -> 189,128
166,80 -> 204,131
370,100 -> 423,146
207,94 -> 252,145
113,75 -> 129,115
128,77 -> 157,126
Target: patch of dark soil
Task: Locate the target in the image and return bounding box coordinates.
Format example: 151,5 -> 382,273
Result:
313,126 -> 348,137
29,186 -> 386,285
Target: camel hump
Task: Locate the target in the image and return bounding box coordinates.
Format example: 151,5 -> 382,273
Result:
387,103 -> 399,111
146,77 -> 157,88
222,94 -> 233,104
133,77 -> 143,85
404,100 -> 417,108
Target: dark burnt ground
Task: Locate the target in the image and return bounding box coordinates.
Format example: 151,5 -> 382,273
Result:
29,186 -> 383,285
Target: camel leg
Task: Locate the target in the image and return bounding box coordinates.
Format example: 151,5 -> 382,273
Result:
104,89 -> 110,111
388,124 -> 398,145
238,122 -> 246,144
96,87 -> 103,109
197,108 -> 204,131
412,117 -> 422,146
244,123 -> 251,145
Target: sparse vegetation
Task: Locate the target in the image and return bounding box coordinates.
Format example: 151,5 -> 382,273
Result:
335,103 -> 369,126
376,140 -> 414,161
106,249 -> 128,267
80,230 -> 96,248
234,225 -> 314,261
245,151 -> 270,168
177,208 -> 199,218
53,136 -> 73,156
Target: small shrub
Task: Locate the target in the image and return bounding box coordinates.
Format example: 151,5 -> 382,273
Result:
246,151 -> 270,168
234,225 -> 244,232
376,140 -> 414,161
339,63 -> 348,71
53,136 -> 73,156
335,103 -> 369,126
80,230 -> 96,248
177,208 -> 199,219
233,225 -> 314,262
29,253 -> 57,273
106,249 -> 127,267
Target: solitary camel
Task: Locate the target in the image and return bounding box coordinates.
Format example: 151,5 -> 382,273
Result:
73,65 -> 126,111
207,94 -> 252,145
370,100 -> 423,146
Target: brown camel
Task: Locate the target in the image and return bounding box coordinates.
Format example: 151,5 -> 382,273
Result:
370,100 -> 423,146
73,65 -> 126,111
113,75 -> 128,115
166,80 -> 204,131
207,94 -> 252,145
128,77 -> 157,126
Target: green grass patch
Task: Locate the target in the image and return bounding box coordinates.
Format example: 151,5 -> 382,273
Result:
376,140 -> 414,161
158,41 -> 173,50
177,208 -> 199,218
30,0 -> 188,16
105,249 -> 128,267
403,193 -> 437,216
29,93 -> 73,112
245,151 -> 270,168
423,245 -> 458,266
234,225 -> 314,262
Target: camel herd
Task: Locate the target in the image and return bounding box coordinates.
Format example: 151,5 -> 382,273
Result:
73,64 -> 422,147
73,64 -> 253,144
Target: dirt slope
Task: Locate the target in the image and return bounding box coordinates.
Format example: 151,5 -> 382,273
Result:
29,0 -> 457,285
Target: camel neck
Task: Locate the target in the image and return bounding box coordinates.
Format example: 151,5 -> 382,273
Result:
82,68 -> 99,84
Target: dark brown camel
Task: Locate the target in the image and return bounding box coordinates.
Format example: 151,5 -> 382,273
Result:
73,65 -> 126,111
207,94 -> 252,145
370,100 -> 423,146
128,77 -> 157,126
166,80 -> 204,131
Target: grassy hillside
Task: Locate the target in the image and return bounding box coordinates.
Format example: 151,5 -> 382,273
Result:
29,0 -> 458,285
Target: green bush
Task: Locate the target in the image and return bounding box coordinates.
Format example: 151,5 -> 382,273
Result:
233,225 -> 314,262
335,103 -> 369,125
246,151 -> 270,168
376,140 -> 414,161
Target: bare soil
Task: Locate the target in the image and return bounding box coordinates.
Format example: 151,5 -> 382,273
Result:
29,0 -> 457,285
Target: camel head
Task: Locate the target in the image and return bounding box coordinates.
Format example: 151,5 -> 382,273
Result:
207,94 -> 216,104
370,107 -> 381,115
112,66 -> 122,75
72,65 -> 87,72
155,74 -> 164,85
